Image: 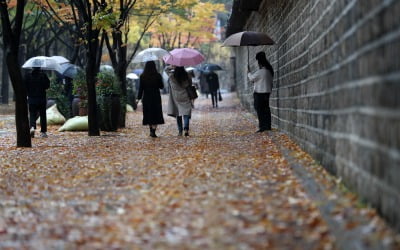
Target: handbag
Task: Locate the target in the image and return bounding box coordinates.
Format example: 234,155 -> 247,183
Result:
186,85 -> 198,100
218,90 -> 223,101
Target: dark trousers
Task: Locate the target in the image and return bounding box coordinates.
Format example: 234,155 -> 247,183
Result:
253,92 -> 271,130
29,102 -> 47,132
210,91 -> 218,107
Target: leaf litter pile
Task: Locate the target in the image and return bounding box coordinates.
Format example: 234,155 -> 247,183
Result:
0,94 -> 399,249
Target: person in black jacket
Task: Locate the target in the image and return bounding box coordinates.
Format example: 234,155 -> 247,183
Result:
137,61 -> 165,138
25,67 -> 50,138
206,71 -> 220,108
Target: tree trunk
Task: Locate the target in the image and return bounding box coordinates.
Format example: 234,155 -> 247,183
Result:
86,29 -> 100,136
1,49 -> 9,104
6,51 -> 31,147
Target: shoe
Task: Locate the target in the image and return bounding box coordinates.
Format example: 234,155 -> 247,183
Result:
40,132 -> 48,138
184,129 -> 189,137
150,128 -> 157,138
178,130 -> 183,136
30,127 -> 35,138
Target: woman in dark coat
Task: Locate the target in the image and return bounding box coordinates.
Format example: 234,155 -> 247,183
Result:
137,61 -> 165,137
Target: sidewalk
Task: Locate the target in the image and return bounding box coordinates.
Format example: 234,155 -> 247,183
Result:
0,93 -> 399,249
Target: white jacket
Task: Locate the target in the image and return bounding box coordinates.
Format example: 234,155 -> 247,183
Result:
248,67 -> 273,93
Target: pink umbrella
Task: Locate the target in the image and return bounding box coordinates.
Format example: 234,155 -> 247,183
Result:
163,48 -> 205,66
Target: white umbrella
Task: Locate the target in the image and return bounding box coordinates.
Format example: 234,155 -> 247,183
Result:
126,73 -> 139,80
50,56 -> 70,64
132,48 -> 169,63
22,56 -> 61,71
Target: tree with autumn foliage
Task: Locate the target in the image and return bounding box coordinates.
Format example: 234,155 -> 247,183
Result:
42,0 -> 106,136
148,1 -> 225,50
102,0 -> 200,128
41,0 -> 113,136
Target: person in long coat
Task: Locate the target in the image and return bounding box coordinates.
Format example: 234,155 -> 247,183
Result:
25,67 -> 50,138
166,66 -> 193,136
206,71 -> 220,108
137,61 -> 165,137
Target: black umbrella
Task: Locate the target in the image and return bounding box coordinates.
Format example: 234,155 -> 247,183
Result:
222,31 -> 275,66
202,63 -> 223,72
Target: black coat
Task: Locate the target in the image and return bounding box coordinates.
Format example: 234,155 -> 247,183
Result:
206,72 -> 219,92
24,70 -> 50,105
138,73 -> 165,125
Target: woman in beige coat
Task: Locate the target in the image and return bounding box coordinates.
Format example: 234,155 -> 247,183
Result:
167,66 -> 193,136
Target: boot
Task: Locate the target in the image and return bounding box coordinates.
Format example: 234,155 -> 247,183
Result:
150,128 -> 157,138
184,128 -> 189,137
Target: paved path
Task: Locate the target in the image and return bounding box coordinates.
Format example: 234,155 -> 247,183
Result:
0,93 -> 399,249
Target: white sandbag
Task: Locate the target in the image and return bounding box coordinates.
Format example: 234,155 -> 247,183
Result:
37,104 -> 66,125
126,104 -> 134,112
58,116 -> 88,132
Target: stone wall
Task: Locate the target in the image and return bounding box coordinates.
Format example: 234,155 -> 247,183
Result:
232,0 -> 400,229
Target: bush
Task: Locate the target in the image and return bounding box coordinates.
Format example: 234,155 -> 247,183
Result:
47,78 -> 71,119
96,71 -> 121,96
96,70 -> 121,131
72,71 -> 88,108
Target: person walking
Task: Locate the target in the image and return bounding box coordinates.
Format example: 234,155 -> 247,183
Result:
199,71 -> 209,98
166,66 -> 193,137
206,71 -> 220,108
137,61 -> 165,138
248,51 -> 274,133
25,67 -> 50,138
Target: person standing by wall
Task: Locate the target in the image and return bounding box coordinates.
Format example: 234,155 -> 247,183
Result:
137,61 -> 165,138
166,66 -> 193,137
24,67 -> 50,138
248,51 -> 274,133
206,71 -> 220,108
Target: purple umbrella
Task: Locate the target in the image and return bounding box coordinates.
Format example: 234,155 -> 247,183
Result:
163,48 -> 205,67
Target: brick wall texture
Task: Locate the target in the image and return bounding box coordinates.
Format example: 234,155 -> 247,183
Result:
233,0 -> 400,229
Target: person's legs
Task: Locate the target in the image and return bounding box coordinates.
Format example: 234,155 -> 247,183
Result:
29,103 -> 38,138
254,93 -> 268,132
149,125 -> 157,137
213,91 -> 218,107
211,91 -> 218,107
176,116 -> 183,136
29,103 -> 38,130
39,102 -> 47,133
183,115 -> 190,136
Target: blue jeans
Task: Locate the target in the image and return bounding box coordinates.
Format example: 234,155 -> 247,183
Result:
177,115 -> 190,131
